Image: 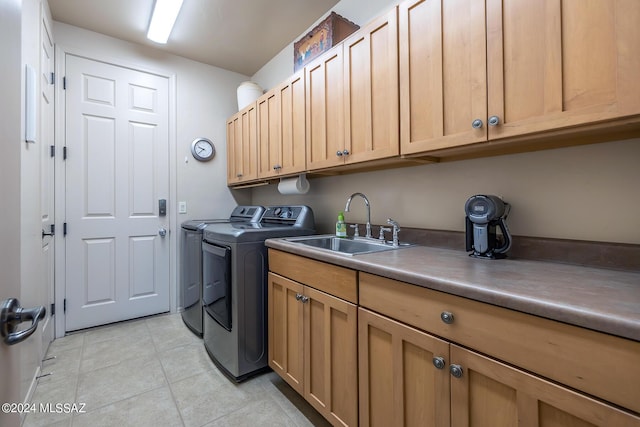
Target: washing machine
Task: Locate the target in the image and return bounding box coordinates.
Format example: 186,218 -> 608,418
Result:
179,205 -> 264,336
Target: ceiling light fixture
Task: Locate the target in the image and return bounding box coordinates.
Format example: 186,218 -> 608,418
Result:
147,0 -> 184,44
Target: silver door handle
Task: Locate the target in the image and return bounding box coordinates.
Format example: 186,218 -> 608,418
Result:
1,299 -> 46,345
159,228 -> 167,237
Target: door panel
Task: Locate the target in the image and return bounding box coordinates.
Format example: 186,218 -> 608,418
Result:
65,54 -> 170,331
487,0 -> 640,139
449,345 -> 640,427
399,0 -> 487,154
40,3 -> 55,349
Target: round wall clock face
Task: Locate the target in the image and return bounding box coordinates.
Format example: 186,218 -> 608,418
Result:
191,138 -> 215,161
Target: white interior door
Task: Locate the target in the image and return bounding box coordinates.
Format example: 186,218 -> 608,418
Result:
40,3 -> 55,350
64,54 -> 170,331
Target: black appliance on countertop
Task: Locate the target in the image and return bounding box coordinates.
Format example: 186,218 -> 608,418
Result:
465,195 -> 512,259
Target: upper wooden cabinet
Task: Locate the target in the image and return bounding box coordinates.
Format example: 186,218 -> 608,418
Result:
226,103 -> 258,184
257,71 -> 306,179
306,7 -> 399,171
400,0 -> 640,155
343,7 -> 399,164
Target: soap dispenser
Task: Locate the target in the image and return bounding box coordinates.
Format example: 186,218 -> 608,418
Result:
336,212 -> 347,238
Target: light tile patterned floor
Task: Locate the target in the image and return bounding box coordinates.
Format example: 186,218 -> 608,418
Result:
23,313 -> 331,427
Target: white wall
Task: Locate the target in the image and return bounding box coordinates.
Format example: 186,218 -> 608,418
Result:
250,0 -> 640,245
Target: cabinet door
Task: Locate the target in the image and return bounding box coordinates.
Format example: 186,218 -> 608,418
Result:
344,7 -> 399,164
306,46 -> 346,170
257,89 -> 280,179
450,344 -> 640,427
227,103 -> 258,184
268,272 -> 304,395
304,285 -> 358,427
359,308 -> 450,427
486,0 -> 640,140
399,0 -> 487,155
278,71 -> 307,175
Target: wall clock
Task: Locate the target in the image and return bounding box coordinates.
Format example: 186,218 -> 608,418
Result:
191,138 -> 215,161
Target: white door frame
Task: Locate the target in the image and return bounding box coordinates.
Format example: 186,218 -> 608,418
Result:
54,45 -> 178,338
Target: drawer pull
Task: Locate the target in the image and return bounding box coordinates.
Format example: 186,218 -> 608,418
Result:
450,364 -> 464,378
432,357 -> 446,370
440,311 -> 455,324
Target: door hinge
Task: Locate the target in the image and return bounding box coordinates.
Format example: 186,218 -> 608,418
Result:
50,145 -> 55,157
63,223 -> 67,236
50,72 -> 55,85
63,299 -> 66,313
63,146 -> 67,160
50,303 -> 55,316
63,76 -> 66,90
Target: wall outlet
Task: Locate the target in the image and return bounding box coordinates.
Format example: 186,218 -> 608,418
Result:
178,201 -> 187,214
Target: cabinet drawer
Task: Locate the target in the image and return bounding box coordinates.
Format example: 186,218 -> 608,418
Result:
268,249 -> 358,303
359,272 -> 640,414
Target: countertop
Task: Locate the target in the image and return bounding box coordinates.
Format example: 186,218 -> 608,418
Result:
265,238 -> 640,342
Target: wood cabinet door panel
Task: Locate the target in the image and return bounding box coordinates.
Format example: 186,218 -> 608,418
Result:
268,272 -> 304,394
487,0 -> 640,140
279,72 -> 306,175
399,0 -> 487,154
450,345 -> 640,427
304,286 -> 358,427
226,118 -> 237,183
257,90 -> 280,179
227,103 -> 258,184
359,308 -> 450,427
306,47 -> 345,170
344,7 -> 399,164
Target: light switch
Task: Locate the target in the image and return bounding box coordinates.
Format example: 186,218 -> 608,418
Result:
178,201 -> 187,214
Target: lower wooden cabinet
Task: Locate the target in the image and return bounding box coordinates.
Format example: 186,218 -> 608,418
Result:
359,307 -> 640,427
359,307 -> 450,427
268,271 -> 358,427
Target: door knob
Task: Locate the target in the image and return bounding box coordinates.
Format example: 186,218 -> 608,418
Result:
1,299 -> 46,345
158,228 -> 167,237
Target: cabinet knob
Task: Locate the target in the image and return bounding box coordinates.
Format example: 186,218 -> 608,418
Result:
342,149 -> 350,156
440,311 -> 455,324
432,357 -> 446,370
450,364 -> 464,378
488,115 -> 500,126
471,119 -> 483,129
300,295 -> 310,303
273,165 -> 281,170
295,293 -> 302,301
236,173 -> 243,178
336,151 -> 343,157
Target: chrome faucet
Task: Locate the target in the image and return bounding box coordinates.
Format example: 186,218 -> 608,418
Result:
345,193 -> 372,238
387,218 -> 401,246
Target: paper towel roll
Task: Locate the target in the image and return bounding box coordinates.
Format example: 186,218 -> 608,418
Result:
277,174 -> 310,195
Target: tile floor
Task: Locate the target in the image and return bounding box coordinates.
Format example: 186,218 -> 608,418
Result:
23,313 -> 331,427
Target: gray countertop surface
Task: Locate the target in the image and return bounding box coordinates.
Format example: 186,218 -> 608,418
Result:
265,238 -> 640,342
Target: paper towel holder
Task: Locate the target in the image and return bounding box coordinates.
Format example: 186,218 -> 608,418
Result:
277,173 -> 310,195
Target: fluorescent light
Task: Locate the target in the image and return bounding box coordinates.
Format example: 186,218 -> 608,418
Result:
147,0 -> 184,44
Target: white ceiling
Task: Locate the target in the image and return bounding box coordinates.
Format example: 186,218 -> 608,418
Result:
48,0 -> 340,76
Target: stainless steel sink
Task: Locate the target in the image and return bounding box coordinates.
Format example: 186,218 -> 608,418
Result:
284,235 -> 412,256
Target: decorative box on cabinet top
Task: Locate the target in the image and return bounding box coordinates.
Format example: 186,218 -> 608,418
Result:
294,12 -> 359,72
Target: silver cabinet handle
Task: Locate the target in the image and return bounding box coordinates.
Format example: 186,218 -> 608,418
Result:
433,357 -> 446,370
236,173 -> 243,178
158,228 -> 167,237
472,119 -> 483,129
342,149 -> 350,156
336,151 -> 343,157
295,293 -> 302,301
450,364 -> 464,378
300,296 -> 310,303
488,115 -> 500,126
1,299 -> 46,345
441,311 -> 454,324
